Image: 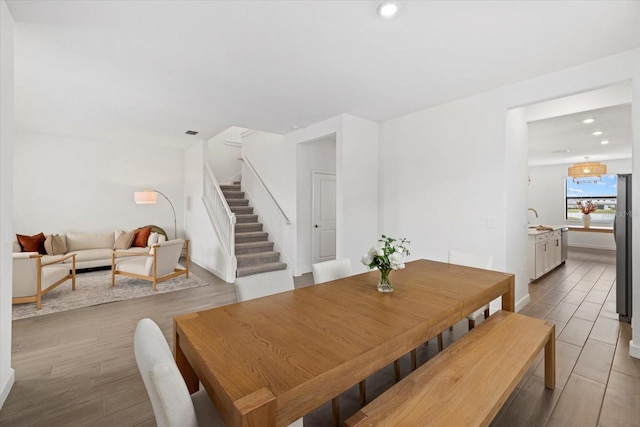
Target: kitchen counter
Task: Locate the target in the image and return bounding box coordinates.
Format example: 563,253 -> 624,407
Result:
527,225 -> 568,236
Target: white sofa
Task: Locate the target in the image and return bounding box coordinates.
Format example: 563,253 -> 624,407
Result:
13,230 -> 167,270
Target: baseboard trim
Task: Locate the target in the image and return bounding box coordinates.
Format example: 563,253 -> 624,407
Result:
0,368 -> 15,410
568,243 -> 616,251
515,293 -> 531,313
630,340 -> 640,359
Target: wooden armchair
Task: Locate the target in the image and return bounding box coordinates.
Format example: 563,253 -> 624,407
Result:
111,239 -> 189,291
12,252 -> 76,310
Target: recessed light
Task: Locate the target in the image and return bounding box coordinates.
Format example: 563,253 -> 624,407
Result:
582,118 -> 595,124
592,131 -> 603,136
377,2 -> 398,18
600,140 -> 610,145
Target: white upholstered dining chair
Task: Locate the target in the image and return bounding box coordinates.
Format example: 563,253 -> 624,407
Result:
235,268 -> 295,301
312,258 -> 352,284
134,318 -> 223,427
135,318 -> 303,427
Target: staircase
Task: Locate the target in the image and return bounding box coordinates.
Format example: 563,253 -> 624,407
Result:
220,183 -> 287,277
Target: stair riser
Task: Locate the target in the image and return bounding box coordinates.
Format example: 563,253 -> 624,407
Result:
223,191 -> 245,199
237,262 -> 287,277
227,199 -> 249,206
235,242 -> 274,255
230,207 -> 253,215
237,253 -> 281,267
235,223 -> 263,233
235,233 -> 268,244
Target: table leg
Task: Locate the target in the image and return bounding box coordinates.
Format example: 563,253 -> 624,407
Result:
501,277 -> 515,312
544,325 -> 556,390
174,318 -> 199,394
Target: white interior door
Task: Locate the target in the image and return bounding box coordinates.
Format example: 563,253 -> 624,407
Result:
312,172 -> 336,264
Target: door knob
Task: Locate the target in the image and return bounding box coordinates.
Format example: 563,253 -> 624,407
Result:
314,225 -> 321,228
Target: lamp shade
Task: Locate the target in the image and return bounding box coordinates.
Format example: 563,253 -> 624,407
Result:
568,160 -> 607,183
134,191 -> 158,204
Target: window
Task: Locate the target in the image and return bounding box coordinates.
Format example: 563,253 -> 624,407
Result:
566,174 -> 617,221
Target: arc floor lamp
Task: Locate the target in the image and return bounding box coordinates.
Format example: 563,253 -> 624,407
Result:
134,189 -> 177,239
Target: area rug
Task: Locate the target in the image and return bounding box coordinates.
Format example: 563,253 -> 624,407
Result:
12,269 -> 211,320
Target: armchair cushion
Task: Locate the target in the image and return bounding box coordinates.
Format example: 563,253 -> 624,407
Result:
16,232 -> 46,254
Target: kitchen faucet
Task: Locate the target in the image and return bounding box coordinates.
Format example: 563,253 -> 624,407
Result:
528,208 -> 539,218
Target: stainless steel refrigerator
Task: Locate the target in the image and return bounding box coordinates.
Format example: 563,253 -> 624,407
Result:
615,173 -> 632,323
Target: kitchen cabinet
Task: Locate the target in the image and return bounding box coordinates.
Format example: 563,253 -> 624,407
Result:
528,228 -> 565,282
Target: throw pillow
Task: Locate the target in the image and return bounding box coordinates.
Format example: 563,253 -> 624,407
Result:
113,230 -> 135,250
147,232 -> 159,247
132,227 -> 152,248
44,234 -> 67,255
16,232 -> 46,254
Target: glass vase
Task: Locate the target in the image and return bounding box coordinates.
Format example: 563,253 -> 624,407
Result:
377,268 -> 393,293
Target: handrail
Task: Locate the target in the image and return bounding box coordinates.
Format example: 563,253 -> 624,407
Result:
243,156 -> 291,224
202,163 -> 236,257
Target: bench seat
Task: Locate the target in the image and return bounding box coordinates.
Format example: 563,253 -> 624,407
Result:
345,310 -> 555,427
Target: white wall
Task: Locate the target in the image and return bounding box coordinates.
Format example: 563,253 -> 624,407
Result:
528,159 -> 632,250
286,114 -> 379,276
184,141 -> 230,280
379,49 -> 640,322
207,132 -> 241,184
13,133 -> 186,238
296,135 -> 336,273
0,0 -> 15,408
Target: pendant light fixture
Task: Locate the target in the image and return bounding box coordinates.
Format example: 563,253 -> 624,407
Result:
568,156 -> 607,184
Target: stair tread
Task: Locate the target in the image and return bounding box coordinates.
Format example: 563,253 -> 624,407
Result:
235,231 -> 268,236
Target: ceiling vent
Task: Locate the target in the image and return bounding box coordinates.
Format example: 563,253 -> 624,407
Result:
185,130 -> 199,135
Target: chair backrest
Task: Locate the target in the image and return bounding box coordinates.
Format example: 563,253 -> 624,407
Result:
312,259 -> 352,284
144,239 -> 185,277
12,252 -> 39,298
235,269 -> 295,302
448,249 -> 494,270
134,318 -> 199,427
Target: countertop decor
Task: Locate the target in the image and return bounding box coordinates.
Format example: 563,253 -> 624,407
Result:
361,235 -> 410,293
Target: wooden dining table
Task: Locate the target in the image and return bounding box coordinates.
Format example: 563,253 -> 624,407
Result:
173,259 -> 515,427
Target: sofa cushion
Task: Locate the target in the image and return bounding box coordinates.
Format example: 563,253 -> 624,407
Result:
66,232 -> 115,252
65,248 -> 114,263
44,234 -> 68,255
115,247 -> 148,255
114,230 -> 135,250
41,254 -> 67,264
133,227 -> 152,248
16,233 -> 46,254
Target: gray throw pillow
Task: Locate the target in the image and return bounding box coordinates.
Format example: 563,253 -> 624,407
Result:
113,230 -> 135,250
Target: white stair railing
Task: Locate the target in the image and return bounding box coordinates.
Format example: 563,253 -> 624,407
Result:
202,163 -> 236,282
241,156 -> 293,269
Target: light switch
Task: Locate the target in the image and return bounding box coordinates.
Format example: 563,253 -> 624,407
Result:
486,216 -> 496,229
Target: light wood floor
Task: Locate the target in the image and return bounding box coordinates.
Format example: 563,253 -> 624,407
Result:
1,249 -> 638,426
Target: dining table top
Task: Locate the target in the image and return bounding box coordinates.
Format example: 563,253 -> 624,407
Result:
173,258 -> 515,427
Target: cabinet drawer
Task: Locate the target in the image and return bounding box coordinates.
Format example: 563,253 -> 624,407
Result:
535,233 -> 549,243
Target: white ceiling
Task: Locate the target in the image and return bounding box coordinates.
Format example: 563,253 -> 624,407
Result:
528,103 -> 632,167
6,0 -> 640,148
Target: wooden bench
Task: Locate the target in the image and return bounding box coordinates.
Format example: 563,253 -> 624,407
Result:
345,310 -> 555,427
